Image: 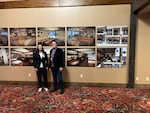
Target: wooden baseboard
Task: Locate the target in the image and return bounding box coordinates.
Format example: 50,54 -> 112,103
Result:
0,81 -> 127,88
134,84 -> 150,89
0,81 -> 149,88
0,81 -> 38,85
64,82 -> 127,88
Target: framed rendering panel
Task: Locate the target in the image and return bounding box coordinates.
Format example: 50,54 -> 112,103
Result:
11,48 -> 34,66
10,28 -> 36,46
0,28 -> 8,46
0,48 -> 9,66
67,27 -> 95,46
67,48 -> 96,67
38,27 -> 65,46
97,26 -> 128,47
97,48 -> 127,68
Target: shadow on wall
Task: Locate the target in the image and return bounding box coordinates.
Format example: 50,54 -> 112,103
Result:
139,12 -> 150,26
62,68 -> 70,82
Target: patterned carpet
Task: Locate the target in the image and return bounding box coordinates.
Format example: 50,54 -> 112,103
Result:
0,84 -> 150,113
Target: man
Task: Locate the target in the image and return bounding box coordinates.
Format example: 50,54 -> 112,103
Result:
49,41 -> 65,94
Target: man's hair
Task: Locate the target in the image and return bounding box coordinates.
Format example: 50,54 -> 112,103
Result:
51,40 -> 58,44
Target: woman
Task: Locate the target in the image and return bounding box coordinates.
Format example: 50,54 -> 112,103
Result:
33,43 -> 49,92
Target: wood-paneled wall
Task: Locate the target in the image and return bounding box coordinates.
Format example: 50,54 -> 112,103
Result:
0,0 -> 131,9
132,0 -> 150,14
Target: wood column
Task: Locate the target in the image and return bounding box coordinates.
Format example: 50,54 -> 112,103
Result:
128,6 -> 137,88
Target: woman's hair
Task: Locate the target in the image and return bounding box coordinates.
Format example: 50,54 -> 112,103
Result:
37,43 -> 44,52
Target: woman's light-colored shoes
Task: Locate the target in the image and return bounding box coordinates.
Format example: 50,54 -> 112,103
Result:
38,88 -> 42,92
44,87 -> 49,92
38,87 -> 49,92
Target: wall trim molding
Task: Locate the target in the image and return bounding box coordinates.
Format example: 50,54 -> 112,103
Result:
1,81 -> 149,89
0,81 -> 141,88
0,0 -> 131,9
0,81 -> 127,88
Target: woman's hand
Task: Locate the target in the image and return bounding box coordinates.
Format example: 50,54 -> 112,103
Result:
59,67 -> 63,72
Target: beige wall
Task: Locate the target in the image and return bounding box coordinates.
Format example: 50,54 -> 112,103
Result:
135,13 -> 150,84
0,5 -> 130,83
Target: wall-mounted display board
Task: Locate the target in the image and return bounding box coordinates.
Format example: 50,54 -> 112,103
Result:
0,28 -> 8,46
67,48 -> 96,67
10,28 -> 36,46
0,26 -> 128,68
97,48 -> 127,68
38,27 -> 65,46
97,26 -> 128,47
67,27 -> 95,46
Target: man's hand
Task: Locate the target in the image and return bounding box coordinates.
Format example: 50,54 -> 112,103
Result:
34,68 -> 38,71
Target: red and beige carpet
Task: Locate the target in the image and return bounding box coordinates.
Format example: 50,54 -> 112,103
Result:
0,84 -> 150,113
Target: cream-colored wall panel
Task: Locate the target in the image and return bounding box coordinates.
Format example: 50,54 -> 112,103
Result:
135,14 -> 150,84
64,67 -> 127,83
0,5 -> 130,27
0,67 -> 37,81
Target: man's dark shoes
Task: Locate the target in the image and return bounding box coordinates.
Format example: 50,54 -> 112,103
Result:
59,89 -> 64,94
50,88 -> 57,92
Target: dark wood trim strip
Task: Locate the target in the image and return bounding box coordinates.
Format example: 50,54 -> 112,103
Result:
132,0 -> 150,14
0,2 -> 5,8
59,0 -> 131,7
0,0 -> 131,9
1,0 -> 59,9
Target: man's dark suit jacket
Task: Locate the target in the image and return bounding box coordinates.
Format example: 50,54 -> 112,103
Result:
33,49 -> 48,69
50,48 -> 64,68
